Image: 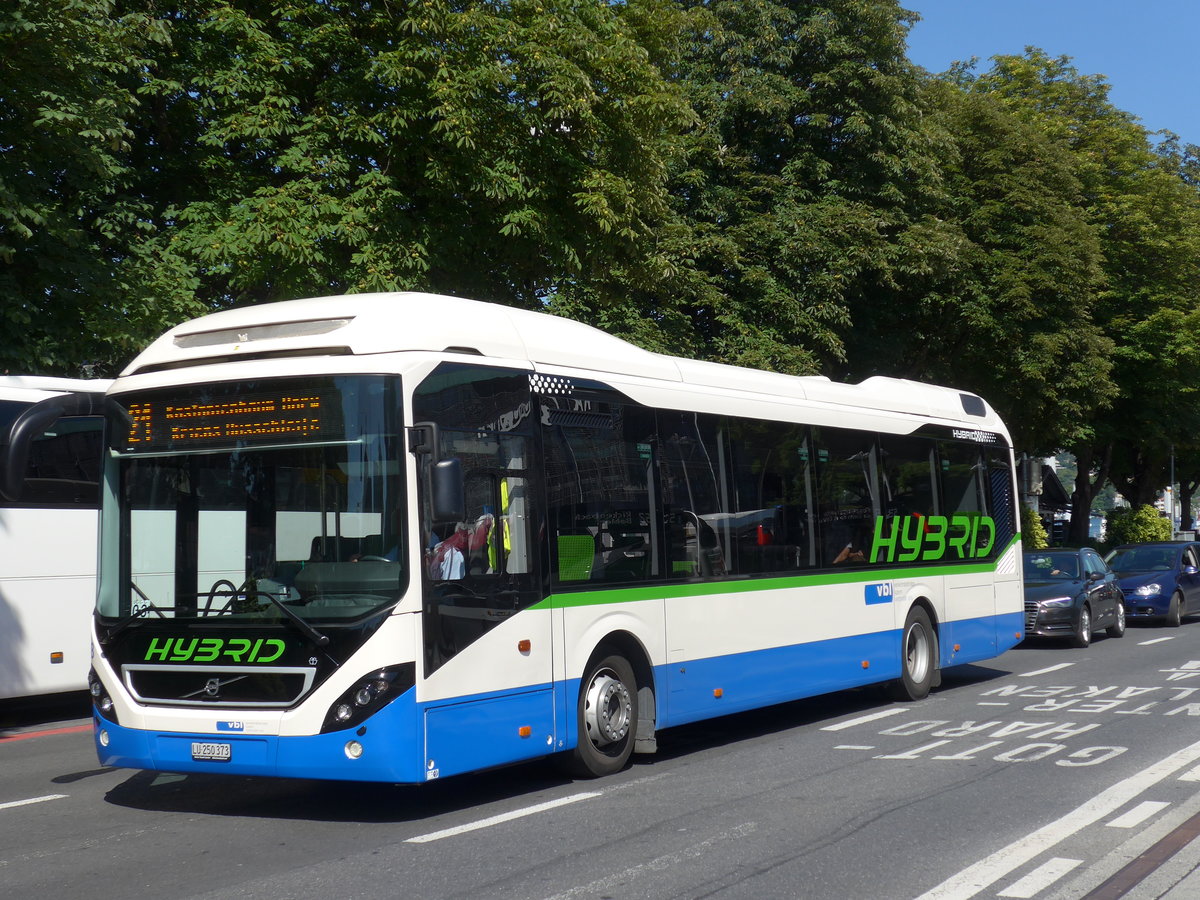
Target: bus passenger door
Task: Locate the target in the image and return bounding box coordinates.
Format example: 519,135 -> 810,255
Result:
412,365 -> 554,780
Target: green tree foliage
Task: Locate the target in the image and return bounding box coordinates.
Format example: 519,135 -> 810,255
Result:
845,75 -> 1114,454
558,0 -> 946,374
131,0 -> 693,311
0,0 -> 203,374
1020,505 -> 1048,551
962,50 -> 1200,529
1105,505 -> 1173,546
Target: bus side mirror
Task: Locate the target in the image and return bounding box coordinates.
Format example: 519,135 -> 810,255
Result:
431,458 -> 465,523
1,391 -> 105,501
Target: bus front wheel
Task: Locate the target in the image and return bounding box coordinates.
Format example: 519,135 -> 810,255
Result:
561,654 -> 638,778
888,606 -> 936,701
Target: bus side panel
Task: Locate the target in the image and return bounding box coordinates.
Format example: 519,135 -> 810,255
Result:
0,507 -> 97,699
559,600 -> 667,755
661,629 -> 901,728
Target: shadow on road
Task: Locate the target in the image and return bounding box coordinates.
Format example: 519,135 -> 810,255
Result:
98,658 -> 1018,824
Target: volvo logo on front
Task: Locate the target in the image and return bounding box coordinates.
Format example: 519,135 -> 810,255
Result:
204,678 -> 222,698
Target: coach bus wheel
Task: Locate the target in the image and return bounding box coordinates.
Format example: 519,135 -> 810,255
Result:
888,607 -> 935,701
563,654 -> 638,778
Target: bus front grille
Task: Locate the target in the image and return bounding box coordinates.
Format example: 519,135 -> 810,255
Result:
122,664 -> 315,708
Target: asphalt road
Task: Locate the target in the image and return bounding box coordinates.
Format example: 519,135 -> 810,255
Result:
6,621 -> 1200,900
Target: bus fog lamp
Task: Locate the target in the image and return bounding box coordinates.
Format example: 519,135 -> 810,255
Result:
345,740 -> 364,760
98,729 -> 110,747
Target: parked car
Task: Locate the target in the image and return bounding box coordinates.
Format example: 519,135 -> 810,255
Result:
1105,541 -> 1200,626
1023,548 -> 1125,647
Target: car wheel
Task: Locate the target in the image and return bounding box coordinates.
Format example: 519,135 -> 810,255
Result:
1166,592 -> 1183,628
887,606 -> 937,701
1072,604 -> 1092,648
558,653 -> 637,778
1107,601 -> 1126,638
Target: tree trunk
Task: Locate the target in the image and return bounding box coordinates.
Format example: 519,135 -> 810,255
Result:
1067,443 -> 1111,545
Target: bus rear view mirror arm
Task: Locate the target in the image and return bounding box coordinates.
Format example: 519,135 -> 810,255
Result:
1,391 -> 107,502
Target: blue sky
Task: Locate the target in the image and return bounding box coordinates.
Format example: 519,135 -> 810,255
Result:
904,1 -> 1200,147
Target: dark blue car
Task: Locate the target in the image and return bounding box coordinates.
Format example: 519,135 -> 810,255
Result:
1104,542 -> 1200,626
1023,548 -> 1125,647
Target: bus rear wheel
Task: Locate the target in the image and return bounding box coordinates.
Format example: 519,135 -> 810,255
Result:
887,606 -> 936,701
561,654 -> 637,778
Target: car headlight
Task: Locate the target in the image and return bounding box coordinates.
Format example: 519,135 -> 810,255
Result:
1135,583 -> 1163,597
1040,596 -> 1074,608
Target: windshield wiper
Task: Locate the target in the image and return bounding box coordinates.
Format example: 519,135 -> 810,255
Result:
106,584 -> 174,640
245,585 -> 330,647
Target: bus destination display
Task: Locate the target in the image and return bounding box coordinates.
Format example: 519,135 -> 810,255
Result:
122,389 -> 339,451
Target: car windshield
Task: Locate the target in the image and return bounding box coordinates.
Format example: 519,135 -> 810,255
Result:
1107,547 -> 1174,573
1023,553 -> 1079,580
97,375 -> 406,624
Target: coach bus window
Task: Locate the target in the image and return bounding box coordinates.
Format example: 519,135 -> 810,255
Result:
4,415 -> 103,507
657,411 -> 727,579
542,391 -> 657,585
812,428 -> 878,567
720,419 -> 814,575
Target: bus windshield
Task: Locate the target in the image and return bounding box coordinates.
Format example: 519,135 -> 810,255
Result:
97,375 -> 406,626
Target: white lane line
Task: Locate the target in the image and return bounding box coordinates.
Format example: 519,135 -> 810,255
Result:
0,794 -> 67,812
821,708 -> 905,731
835,745 -> 875,751
1140,637 -> 1175,646
997,857 -> 1082,898
912,737 -> 1200,900
1020,663 -> 1075,677
543,822 -> 757,900
978,702 -> 1010,707
1179,763 -> 1200,782
1107,801 -> 1171,829
405,792 -> 601,843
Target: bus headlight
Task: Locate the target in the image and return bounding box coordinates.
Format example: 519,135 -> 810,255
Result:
320,663 -> 415,733
88,668 -> 119,725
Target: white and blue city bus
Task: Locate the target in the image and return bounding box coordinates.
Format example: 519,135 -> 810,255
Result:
5,293 -> 1023,780
0,376 -> 109,700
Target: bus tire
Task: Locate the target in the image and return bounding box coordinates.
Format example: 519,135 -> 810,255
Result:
561,654 -> 638,778
887,606 -> 936,701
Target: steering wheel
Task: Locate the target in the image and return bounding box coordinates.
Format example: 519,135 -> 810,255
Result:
355,555 -> 392,562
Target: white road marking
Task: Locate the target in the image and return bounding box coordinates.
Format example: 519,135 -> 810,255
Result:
1019,663 -> 1075,677
1179,763 -> 1200,782
978,702 -> 1010,707
0,794 -> 67,812
997,857 -> 1082,898
542,822 -> 758,900
1106,800 -> 1171,828
1139,637 -> 1175,646
405,792 -> 601,844
912,737 -> 1200,900
821,708 -> 905,731
835,744 -> 875,751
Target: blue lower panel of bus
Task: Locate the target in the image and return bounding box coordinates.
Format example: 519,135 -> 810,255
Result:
95,611 -> 1023,783
96,688 -> 427,783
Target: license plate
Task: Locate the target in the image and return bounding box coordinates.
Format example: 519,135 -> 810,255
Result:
191,741 -> 232,762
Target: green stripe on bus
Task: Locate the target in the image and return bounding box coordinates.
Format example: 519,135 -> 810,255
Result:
532,535 -> 1022,610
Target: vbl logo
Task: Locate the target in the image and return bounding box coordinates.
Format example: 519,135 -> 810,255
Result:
865,582 -> 893,605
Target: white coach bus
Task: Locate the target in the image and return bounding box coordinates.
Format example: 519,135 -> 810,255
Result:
0,376 -> 109,700
6,294 -> 1022,780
